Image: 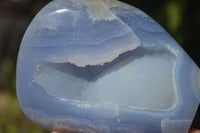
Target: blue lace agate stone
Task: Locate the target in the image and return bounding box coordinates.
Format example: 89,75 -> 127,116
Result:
16,0 -> 200,132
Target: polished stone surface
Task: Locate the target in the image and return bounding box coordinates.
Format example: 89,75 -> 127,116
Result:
17,0 -> 200,132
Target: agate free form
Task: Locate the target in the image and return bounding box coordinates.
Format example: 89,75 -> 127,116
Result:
16,0 -> 200,132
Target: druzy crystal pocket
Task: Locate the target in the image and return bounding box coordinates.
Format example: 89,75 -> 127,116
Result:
16,0 -> 200,132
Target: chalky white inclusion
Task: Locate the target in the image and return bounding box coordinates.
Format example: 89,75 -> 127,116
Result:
34,50 -> 178,111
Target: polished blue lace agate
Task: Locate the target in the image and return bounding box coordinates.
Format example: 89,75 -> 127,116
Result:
16,0 -> 200,132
